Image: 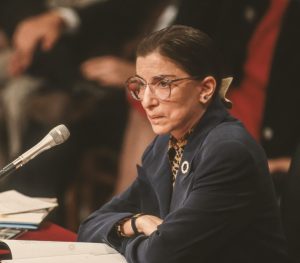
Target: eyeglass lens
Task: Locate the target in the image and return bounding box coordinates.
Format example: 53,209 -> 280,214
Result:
126,76 -> 171,100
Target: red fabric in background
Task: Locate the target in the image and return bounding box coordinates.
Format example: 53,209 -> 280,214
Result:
228,0 -> 288,141
17,222 -> 77,242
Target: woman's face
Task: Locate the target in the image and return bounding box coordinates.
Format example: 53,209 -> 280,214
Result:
136,52 -> 205,139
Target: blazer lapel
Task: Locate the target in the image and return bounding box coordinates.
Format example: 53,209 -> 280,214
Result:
144,140 -> 173,219
170,98 -> 230,211
170,147 -> 195,212
144,98 -> 230,215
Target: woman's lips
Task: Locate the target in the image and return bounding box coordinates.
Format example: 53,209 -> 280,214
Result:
148,115 -> 164,123
148,115 -> 161,119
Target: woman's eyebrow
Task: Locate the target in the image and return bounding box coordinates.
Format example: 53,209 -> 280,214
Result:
151,74 -> 178,82
135,74 -> 144,79
134,74 -> 177,81
154,74 -> 177,78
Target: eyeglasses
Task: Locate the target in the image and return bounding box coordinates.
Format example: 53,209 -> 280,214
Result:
125,75 -> 201,101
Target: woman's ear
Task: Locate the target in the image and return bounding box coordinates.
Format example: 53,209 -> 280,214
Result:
198,76 -> 216,104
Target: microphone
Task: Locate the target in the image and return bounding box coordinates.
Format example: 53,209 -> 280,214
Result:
0,124 -> 70,180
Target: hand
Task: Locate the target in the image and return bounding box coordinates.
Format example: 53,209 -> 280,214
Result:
135,215 -> 163,236
122,214 -> 163,237
81,56 -> 135,87
8,11 -> 65,76
268,157 -> 291,174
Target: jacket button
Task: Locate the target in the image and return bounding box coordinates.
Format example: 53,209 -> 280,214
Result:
262,127 -> 273,140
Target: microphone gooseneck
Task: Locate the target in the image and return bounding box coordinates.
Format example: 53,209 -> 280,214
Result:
0,124 -> 70,181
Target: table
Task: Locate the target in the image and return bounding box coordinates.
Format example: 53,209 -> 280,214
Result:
0,222 -> 77,259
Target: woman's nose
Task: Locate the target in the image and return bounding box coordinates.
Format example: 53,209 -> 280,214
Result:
141,84 -> 159,109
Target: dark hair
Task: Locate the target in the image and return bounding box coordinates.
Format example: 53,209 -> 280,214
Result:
136,25 -> 223,93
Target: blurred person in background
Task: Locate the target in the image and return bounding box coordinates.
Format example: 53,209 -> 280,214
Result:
0,0 -> 169,226
5,0 -> 177,198
0,0 -> 78,159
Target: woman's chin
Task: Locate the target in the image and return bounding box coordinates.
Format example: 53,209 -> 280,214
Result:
151,125 -> 170,136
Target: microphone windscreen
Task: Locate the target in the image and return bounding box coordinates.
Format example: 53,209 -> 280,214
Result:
49,124 -> 70,145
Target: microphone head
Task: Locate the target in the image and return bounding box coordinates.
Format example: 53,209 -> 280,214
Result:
49,124 -> 70,145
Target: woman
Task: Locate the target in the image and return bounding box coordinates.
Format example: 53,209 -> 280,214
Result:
78,25 -> 288,263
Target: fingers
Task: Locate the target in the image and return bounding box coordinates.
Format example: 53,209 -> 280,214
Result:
13,20 -> 39,53
119,214 -> 163,237
41,30 -> 60,51
136,215 -> 163,236
7,51 -> 31,76
81,56 -> 135,87
10,21 -> 39,75
81,57 -> 116,81
81,58 -> 105,80
9,11 -> 64,75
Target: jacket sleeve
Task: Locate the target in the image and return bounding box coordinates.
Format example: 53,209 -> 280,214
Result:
77,139 -> 158,253
123,140 -> 269,263
77,177 -> 143,252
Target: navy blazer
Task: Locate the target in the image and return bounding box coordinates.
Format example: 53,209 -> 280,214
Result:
78,98 -> 288,263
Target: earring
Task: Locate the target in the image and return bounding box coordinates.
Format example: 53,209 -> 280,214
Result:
199,95 -> 208,105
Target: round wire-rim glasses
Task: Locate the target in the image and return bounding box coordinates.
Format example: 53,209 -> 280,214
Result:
125,75 -> 202,101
